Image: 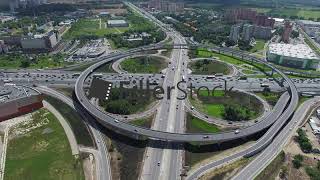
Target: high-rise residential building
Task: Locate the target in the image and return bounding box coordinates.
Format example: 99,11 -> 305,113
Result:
243,24 -> 254,42
5,0 -> 47,12
253,26 -> 272,40
225,8 -> 275,28
229,25 -> 241,43
225,8 -> 257,23
254,15 -> 275,28
148,0 -> 184,12
282,21 -> 293,43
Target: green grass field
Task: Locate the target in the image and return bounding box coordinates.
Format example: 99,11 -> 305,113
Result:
190,90 -> 263,121
5,109 -> 84,180
269,8 -> 320,19
196,49 -> 272,73
249,7 -> 320,20
44,96 -> 94,147
63,18 -> 128,39
255,151 -> 285,180
0,54 -> 72,69
120,56 -> 167,73
255,92 -> 281,106
250,39 -> 266,53
189,59 -> 231,75
197,90 -> 225,97
129,116 -> 153,128
186,113 -> 221,133
197,50 -> 245,65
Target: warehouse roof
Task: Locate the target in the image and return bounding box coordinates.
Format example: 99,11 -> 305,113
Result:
0,85 -> 40,104
268,43 -> 319,60
107,20 -> 127,25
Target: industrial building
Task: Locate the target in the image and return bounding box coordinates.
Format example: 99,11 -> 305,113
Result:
267,43 -> 320,69
107,20 -> 129,28
21,31 -> 59,52
0,85 -> 43,121
309,117 -> 320,135
298,20 -> 320,44
148,0 -> 184,13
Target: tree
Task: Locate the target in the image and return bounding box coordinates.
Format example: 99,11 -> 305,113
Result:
292,154 -> 304,169
223,104 -> 251,121
262,87 -> 271,96
238,40 -> 253,51
105,99 -> 131,115
225,39 -> 236,47
20,60 -> 30,68
291,30 -> 299,39
296,128 -> 313,153
279,166 -> 288,179
317,161 -> 320,170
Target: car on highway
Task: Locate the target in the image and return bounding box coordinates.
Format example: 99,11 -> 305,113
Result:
235,129 -> 240,134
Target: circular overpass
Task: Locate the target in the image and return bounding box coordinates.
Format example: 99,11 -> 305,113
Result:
74,45 -> 299,143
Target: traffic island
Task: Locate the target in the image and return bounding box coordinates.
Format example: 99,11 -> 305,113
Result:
119,55 -> 168,74
99,88 -> 156,115
189,90 -> 264,122
186,113 -> 223,134
189,58 -> 233,75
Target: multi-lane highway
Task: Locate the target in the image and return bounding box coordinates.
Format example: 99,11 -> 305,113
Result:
232,97 -> 320,180
3,70 -> 320,93
0,3 -> 312,180
140,33 -> 187,180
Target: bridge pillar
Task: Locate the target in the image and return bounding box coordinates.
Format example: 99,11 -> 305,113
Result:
270,69 -> 274,77
280,78 -> 285,87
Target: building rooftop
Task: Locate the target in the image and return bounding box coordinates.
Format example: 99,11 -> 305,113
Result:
107,20 -> 127,25
268,43 -> 319,60
298,20 -> 320,26
0,85 -> 40,104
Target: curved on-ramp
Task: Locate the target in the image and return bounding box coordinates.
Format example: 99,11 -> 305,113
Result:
74,45 -> 299,143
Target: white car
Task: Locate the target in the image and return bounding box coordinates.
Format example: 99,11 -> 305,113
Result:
235,129 -> 240,134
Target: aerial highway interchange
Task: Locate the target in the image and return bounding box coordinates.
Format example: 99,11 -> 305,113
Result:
1,2 -> 320,180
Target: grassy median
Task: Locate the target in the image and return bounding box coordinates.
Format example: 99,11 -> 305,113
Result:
186,113 -> 221,133
189,59 -> 231,75
120,56 -> 167,74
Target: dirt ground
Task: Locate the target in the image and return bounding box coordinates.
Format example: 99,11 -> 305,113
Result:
82,154 -> 95,180
198,158 -> 252,180
187,141 -> 255,175
285,123 -> 320,160
281,123 -> 320,180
